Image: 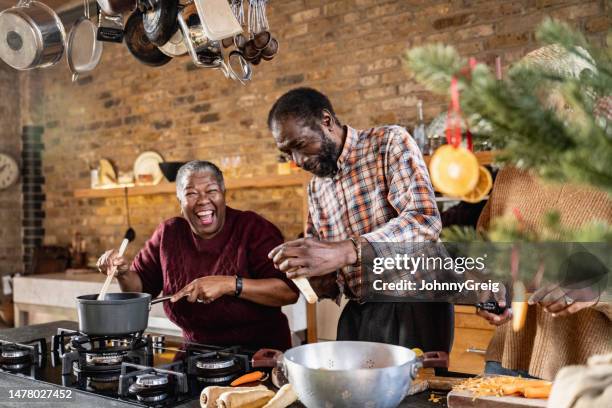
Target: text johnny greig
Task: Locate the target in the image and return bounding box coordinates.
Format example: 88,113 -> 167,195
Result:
371,253 -> 502,293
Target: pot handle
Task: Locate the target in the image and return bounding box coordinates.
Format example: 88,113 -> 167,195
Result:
421,351 -> 449,369
150,295 -> 173,305
409,361 -> 423,380
251,348 -> 283,368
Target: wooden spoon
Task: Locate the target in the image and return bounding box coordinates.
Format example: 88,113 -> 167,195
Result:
97,227 -> 136,300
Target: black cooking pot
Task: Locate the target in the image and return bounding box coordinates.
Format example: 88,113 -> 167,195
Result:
76,292 -> 170,335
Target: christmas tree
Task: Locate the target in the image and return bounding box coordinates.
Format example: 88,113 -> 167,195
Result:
405,19 -> 611,196
404,19 -> 611,244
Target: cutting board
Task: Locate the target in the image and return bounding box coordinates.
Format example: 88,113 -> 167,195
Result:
447,389 -> 547,407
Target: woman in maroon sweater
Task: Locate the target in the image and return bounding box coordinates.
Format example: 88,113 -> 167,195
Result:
97,161 -> 299,350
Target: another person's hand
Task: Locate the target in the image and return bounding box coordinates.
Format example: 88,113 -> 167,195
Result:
476,304 -> 513,326
170,276 -> 235,304
476,282 -> 512,326
268,238 -> 357,279
96,249 -> 128,277
528,284 -> 599,317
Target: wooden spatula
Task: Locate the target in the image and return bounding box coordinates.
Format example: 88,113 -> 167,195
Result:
97,228 -> 136,300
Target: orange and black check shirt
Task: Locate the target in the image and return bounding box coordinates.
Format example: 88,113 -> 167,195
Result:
306,125 -> 441,301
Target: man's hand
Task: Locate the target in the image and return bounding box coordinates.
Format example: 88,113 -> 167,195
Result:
528,284 -> 599,317
170,276 -> 235,303
96,249 -> 128,278
268,238 -> 357,279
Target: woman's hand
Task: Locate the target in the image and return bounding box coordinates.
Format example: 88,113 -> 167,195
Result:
96,249 -> 128,277
170,276 -> 235,304
528,284 -> 599,317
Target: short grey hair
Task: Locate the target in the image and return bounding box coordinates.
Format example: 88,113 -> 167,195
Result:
176,160 -> 225,202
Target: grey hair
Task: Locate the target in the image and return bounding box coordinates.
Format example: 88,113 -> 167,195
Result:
176,160 -> 225,202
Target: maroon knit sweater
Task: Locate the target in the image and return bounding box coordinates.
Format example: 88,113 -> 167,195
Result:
131,207 -> 298,350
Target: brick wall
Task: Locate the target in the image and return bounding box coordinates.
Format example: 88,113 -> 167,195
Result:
0,64 -> 21,274
14,0 -> 610,264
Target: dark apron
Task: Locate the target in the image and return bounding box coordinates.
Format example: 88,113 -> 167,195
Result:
336,301 -> 454,353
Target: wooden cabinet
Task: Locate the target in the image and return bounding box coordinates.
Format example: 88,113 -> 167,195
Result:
449,305 -> 495,375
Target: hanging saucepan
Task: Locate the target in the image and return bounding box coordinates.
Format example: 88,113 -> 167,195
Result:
176,5 -> 251,83
76,292 -> 172,335
143,0 -> 178,47
96,0 -> 136,16
67,0 -> 103,81
124,9 -> 171,66
252,343 -> 449,408
0,0 -> 65,70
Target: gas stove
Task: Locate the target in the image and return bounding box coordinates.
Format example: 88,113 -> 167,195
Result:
0,327 -> 255,407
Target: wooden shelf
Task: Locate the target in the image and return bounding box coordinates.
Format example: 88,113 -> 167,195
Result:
74,172 -> 312,199
423,150 -> 497,166
73,151 -> 499,199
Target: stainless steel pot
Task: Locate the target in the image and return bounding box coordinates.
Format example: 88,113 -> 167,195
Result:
76,292 -> 170,336
0,0 -> 65,70
253,342 -> 448,408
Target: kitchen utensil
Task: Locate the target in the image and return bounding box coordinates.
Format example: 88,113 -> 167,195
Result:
242,39 -> 258,59
96,9 -> 124,43
230,0 -> 245,26
253,30 -> 270,50
97,226 -> 135,300
0,0 -> 66,70
143,0 -> 179,46
176,7 -> 251,84
134,151 -> 165,185
77,292 -> 172,335
192,0 -> 242,41
227,50 -> 252,81
247,0 -> 269,35
96,0 -> 136,16
261,37 -> 277,59
234,33 -> 247,49
158,28 -> 187,57
252,343 -> 448,408
159,161 -> 186,182
66,0 -> 103,82
124,9 -> 171,66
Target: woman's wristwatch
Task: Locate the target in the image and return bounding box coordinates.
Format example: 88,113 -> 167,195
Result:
234,275 -> 243,297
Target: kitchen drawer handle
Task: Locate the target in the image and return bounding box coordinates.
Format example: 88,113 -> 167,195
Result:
466,347 -> 487,355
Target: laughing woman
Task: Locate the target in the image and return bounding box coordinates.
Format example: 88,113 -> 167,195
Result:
97,160 -> 299,350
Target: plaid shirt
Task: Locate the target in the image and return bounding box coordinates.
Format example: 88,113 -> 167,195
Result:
306,125 -> 441,301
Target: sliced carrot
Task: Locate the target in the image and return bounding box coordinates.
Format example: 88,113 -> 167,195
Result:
523,385 -> 551,399
230,371 -> 265,387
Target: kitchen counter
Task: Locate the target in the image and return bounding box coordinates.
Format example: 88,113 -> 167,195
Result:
12,272 -> 306,339
0,321 -> 443,408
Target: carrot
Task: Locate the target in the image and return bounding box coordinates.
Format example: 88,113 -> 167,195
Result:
523,385 -> 551,399
501,384 -> 522,395
231,371 -> 266,387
